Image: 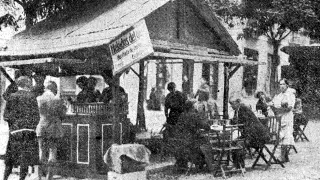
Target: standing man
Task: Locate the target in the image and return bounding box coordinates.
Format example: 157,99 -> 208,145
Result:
3,76 -> 40,180
37,81 -> 67,180
164,82 -> 187,138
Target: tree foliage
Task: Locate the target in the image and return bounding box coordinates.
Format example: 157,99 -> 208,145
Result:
0,0 -> 112,30
210,0 -> 318,45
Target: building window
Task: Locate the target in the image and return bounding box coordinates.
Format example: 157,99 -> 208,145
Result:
243,48 -> 258,96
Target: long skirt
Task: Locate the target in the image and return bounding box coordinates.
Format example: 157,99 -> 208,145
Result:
280,112 -> 295,146
5,130 -> 39,167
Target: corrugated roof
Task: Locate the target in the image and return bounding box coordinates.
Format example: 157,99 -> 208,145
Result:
0,0 -> 170,56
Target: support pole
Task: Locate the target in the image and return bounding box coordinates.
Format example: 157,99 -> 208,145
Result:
112,74 -> 121,144
223,63 -> 230,119
136,60 -> 146,131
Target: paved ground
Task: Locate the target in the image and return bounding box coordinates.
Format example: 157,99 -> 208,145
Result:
1,114 -> 319,179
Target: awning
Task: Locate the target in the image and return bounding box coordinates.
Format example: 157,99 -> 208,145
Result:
0,57 -> 83,66
0,0 -> 170,57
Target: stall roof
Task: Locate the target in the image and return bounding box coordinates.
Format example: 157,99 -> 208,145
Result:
0,0 -> 170,57
0,0 -> 240,58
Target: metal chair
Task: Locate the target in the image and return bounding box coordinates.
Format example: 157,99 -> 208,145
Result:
209,123 -> 245,179
252,116 -> 285,170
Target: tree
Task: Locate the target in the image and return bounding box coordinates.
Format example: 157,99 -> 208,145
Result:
209,0 -> 318,96
0,0 -> 125,30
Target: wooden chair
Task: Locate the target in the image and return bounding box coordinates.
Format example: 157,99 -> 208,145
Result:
293,113 -> 309,142
209,124 -> 246,179
252,116 -> 285,170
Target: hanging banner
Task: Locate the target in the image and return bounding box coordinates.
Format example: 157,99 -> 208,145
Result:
109,19 -> 154,75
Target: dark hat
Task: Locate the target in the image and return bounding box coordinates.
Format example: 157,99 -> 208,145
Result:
76,76 -> 88,85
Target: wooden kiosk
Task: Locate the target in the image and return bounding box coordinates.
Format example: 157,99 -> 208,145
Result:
0,0 -> 265,178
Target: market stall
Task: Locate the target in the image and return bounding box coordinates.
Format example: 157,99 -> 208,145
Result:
0,0 -> 265,178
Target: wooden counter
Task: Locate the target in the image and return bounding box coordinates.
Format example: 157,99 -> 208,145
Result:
56,103 -> 130,178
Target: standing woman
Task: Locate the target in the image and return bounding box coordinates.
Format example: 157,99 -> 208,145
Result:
270,79 -> 296,162
3,76 -> 40,180
164,82 -> 187,139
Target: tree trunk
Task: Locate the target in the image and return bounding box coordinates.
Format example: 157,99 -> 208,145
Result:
136,60 -> 146,130
270,41 -> 280,97
25,14 -> 33,30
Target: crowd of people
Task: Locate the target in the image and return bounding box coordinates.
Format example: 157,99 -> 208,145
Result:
1,69 -> 127,180
1,68 -> 306,178
162,77 -> 305,173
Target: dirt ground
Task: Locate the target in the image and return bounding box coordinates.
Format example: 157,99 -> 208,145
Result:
1,120 -> 319,180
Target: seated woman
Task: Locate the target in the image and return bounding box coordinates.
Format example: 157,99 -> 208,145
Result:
171,101 -> 213,172
255,91 -> 269,117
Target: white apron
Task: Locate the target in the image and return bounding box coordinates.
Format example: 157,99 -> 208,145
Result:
272,90 -> 296,145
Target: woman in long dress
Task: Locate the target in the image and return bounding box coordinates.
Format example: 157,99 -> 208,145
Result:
270,79 -> 295,162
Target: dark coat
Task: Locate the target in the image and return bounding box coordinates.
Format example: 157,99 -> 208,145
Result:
3,89 -> 40,166
172,111 -> 210,168
4,90 -> 40,131
77,89 -> 101,103
233,104 -> 270,148
256,99 -> 268,117
100,85 -> 126,104
174,111 -> 210,146
164,91 -> 187,125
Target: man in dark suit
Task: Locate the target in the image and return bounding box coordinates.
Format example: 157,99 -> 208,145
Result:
229,94 -> 270,168
3,76 -> 40,180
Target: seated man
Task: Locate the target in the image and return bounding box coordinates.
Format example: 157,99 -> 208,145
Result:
172,101 -> 214,172
229,94 -> 270,168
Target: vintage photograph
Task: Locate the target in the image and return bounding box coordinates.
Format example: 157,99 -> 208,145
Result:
0,0 -> 320,179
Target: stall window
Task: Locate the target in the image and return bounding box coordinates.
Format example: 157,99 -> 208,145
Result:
243,48 -> 258,96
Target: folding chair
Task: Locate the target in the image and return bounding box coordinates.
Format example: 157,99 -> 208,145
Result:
252,116 -> 285,170
293,113 -> 309,142
210,124 -> 246,179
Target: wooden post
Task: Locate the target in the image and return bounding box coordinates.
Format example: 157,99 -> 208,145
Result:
136,60 -> 146,131
112,74 -> 121,144
223,63 -> 230,119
